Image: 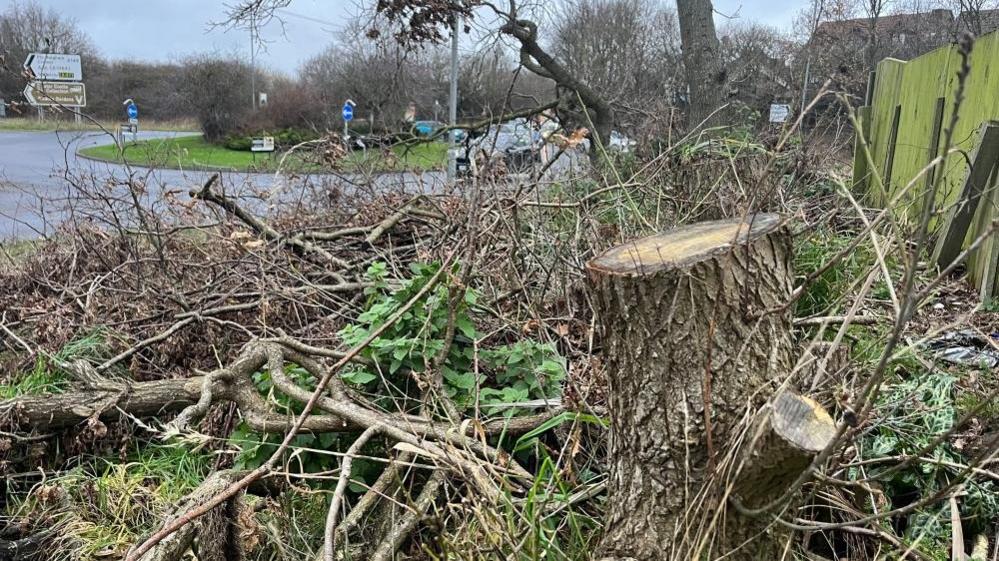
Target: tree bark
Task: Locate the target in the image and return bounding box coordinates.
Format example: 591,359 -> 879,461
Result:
677,0 -> 725,127
4,377 -> 203,430
1,374 -> 358,434
587,214 -> 834,560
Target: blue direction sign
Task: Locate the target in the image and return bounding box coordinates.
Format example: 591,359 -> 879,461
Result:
342,102 -> 353,122
127,103 -> 138,120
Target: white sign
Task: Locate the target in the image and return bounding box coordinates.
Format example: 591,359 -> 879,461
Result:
251,137 -> 275,152
24,53 -> 82,81
769,103 -> 791,123
258,92 -> 268,107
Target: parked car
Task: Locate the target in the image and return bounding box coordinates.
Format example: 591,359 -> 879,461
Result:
456,121 -> 539,176
412,120 -> 444,137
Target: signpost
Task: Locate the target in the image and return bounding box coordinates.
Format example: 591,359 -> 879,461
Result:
23,81 -> 87,107
23,53 -> 82,81
251,136 -> 275,164
120,99 -> 139,144
342,99 -> 355,140
251,137 -> 275,152
23,52 -> 85,123
117,123 -> 138,147
769,103 -> 791,124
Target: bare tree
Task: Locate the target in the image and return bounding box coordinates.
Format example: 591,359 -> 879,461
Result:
863,0 -> 892,71
224,1 -> 616,152
180,55 -> 254,141
552,0 -> 682,118
954,0 -> 999,34
0,0 -> 97,111
718,22 -> 797,114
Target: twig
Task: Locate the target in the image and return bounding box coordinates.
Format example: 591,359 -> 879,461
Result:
0,312 -> 34,356
365,197 -> 422,244
98,317 -> 195,372
371,470 -> 447,561
324,424 -> 381,561
952,492 -> 967,561
126,253 -> 456,561
190,173 -> 350,269
793,315 -> 879,327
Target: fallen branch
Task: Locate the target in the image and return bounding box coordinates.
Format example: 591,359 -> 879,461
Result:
125,255 -> 460,561
190,173 -> 350,269
2,376 -> 202,430
324,425 -> 382,561
793,315 -> 879,327
371,470 -> 447,561
135,469 -> 247,561
331,452 -> 415,551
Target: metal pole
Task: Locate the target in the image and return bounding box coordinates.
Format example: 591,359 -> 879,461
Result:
447,17 -> 459,182
799,58 -> 811,117
250,11 -> 256,111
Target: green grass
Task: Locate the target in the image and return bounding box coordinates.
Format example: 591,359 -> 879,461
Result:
0,328 -> 110,398
0,357 -> 68,398
0,238 -> 43,269
4,442 -> 213,561
0,116 -> 198,132
793,228 -> 898,318
78,134 -> 448,173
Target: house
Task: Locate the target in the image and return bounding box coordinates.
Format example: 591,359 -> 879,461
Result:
957,8 -> 999,35
810,8 -> 956,62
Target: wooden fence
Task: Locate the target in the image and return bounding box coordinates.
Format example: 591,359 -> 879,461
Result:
854,30 -> 999,300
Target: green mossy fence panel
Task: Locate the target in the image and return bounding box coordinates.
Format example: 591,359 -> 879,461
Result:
855,30 -> 999,298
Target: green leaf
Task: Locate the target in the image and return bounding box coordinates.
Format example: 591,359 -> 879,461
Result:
392,345 -> 411,361
342,370 -> 378,385
513,412 -> 607,452
507,350 -> 524,365
456,316 -> 477,339
444,369 -> 477,390
318,432 -> 338,449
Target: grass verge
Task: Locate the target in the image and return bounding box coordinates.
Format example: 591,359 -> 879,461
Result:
0,117 -> 198,132
78,134 -> 448,173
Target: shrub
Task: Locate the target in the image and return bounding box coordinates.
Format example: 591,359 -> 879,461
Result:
180,55 -> 253,143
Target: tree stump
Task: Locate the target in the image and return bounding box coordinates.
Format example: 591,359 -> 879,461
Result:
587,214 -> 835,560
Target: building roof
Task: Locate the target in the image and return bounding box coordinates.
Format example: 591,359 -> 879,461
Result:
813,8 -> 955,39
957,8 -> 999,34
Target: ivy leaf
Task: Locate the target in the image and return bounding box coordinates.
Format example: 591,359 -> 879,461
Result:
507,347 -> 525,365
318,432 -> 338,449
342,370 -> 377,385
392,345 -> 411,361
444,369 -> 477,390
456,316 -> 477,339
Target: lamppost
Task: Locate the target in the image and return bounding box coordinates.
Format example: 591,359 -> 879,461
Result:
447,17 -> 459,182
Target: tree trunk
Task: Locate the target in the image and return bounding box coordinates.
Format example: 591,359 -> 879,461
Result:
677,0 -> 725,127
587,214 -> 835,560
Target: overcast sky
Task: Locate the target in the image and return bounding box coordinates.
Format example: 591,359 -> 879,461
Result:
32,0 -> 804,74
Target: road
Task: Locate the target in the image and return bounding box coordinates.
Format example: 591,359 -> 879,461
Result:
0,129 -> 448,240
